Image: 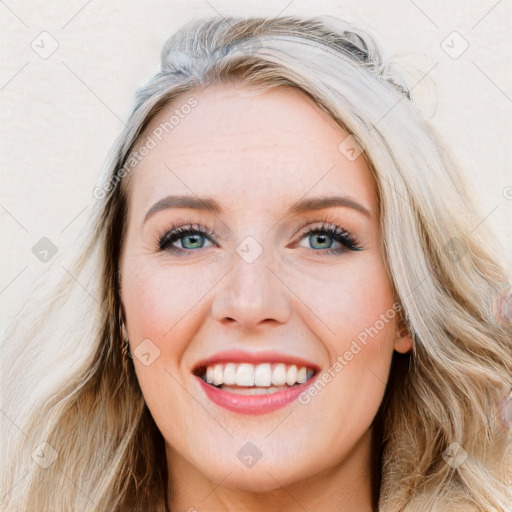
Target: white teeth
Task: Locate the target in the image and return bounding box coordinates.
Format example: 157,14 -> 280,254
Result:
235,364 -> 254,386
271,363 -> 287,386
223,363 -> 236,385
221,386 -> 284,395
296,366 -> 307,384
201,362 -> 314,388
213,364 -> 223,386
286,365 -> 298,386
254,363 -> 272,386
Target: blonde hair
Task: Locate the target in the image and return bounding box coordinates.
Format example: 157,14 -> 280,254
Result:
2,15 -> 511,512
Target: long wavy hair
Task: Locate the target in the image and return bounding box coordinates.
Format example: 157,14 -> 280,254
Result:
1,15 -> 511,512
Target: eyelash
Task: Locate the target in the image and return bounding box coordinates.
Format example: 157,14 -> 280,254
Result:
157,218 -> 363,256
302,222 -> 363,254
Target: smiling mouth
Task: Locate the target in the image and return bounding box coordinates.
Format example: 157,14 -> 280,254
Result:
193,362 -> 316,395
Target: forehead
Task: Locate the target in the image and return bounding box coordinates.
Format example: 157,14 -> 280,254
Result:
126,84 -> 377,219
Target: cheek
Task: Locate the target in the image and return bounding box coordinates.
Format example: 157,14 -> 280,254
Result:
294,252 -> 397,414
120,256 -> 222,409
294,253 -> 396,355
122,259 -> 201,346
120,260 -> 201,425
299,316 -> 395,463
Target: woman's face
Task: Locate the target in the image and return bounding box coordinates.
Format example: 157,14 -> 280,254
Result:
119,84 -> 411,495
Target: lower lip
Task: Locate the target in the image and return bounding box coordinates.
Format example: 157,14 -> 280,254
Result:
196,374 -> 318,415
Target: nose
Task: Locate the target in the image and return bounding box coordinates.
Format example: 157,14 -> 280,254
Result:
210,243 -> 292,331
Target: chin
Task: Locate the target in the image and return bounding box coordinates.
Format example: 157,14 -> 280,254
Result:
220,469 -> 294,493
201,457 -> 317,493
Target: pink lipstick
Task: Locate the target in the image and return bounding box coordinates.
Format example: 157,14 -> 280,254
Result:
192,350 -> 319,415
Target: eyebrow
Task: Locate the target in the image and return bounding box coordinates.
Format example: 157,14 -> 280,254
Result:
143,194 -> 372,224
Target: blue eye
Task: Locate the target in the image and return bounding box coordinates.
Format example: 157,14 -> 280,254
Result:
298,223 -> 363,254
158,221 -> 363,256
159,225 -> 215,254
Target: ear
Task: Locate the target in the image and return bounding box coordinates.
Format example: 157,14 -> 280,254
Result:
394,324 -> 413,354
120,318 -> 129,341
119,303 -> 129,340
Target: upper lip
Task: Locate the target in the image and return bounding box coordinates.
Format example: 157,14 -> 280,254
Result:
192,349 -> 320,374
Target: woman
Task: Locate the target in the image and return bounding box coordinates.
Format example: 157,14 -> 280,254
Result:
1,15 -> 511,512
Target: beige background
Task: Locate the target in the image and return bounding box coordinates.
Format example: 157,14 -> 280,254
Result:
1,0 -> 511,332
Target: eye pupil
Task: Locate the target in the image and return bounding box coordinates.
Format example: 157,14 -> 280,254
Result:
182,234 -> 204,249
310,233 -> 333,249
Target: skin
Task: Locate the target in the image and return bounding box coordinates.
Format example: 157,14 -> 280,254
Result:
119,83 -> 412,512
